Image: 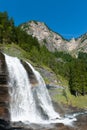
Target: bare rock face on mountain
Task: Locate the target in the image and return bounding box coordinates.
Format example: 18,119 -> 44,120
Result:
21,21 -> 87,55
21,21 -> 68,52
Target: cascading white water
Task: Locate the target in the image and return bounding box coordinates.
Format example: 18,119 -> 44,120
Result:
26,62 -> 60,120
5,54 -> 60,123
5,54 -> 77,126
5,54 -> 45,123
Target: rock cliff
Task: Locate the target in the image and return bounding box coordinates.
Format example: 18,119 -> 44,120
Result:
21,21 -> 87,55
21,60 -> 38,86
0,52 -> 10,121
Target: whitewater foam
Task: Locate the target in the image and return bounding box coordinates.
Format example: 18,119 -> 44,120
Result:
4,54 -> 77,126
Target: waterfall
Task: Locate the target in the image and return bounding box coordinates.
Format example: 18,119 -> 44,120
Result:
5,54 -> 77,126
26,62 -> 60,120
5,54 -> 60,124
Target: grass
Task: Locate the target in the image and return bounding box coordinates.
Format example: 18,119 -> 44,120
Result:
53,86 -> 87,109
0,43 -> 32,62
1,44 -> 28,58
56,74 -> 68,87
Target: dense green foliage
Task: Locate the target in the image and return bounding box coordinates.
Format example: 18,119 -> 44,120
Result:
68,52 -> 87,96
78,52 -> 87,62
0,12 -> 87,97
0,12 -> 17,44
0,11 -> 40,50
69,59 -> 87,96
54,51 -> 74,62
16,27 -> 40,50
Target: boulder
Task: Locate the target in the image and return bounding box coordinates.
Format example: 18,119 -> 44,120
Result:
0,119 -> 10,130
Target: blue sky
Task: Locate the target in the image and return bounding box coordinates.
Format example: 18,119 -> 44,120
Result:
0,0 -> 87,39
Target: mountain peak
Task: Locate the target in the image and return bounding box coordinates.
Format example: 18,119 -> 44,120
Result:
21,20 -> 67,52
21,21 -> 87,54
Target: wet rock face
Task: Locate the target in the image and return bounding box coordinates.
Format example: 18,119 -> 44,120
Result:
75,113 -> 87,130
0,119 -> 10,130
0,53 -> 6,73
0,52 -> 10,121
21,60 -> 38,86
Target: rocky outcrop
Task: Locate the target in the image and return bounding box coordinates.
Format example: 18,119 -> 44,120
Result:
21,60 -> 38,87
21,21 -> 68,52
21,21 -> 87,55
36,67 -> 59,86
0,52 -> 10,121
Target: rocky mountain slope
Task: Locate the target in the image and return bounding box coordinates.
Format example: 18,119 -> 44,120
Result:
21,21 -> 87,55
